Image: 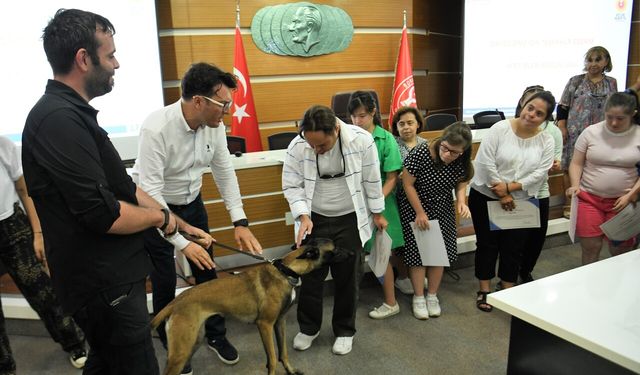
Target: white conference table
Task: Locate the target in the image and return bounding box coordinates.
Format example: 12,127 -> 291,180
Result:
488,249 -> 640,375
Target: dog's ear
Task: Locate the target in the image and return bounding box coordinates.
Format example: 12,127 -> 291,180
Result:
296,246 -> 320,260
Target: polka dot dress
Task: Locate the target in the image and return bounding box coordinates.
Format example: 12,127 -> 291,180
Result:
398,143 -> 465,266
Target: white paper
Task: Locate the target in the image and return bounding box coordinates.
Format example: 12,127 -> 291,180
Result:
410,221 -> 450,267
568,193 -> 579,243
600,203 -> 640,241
368,230 -> 392,278
487,199 -> 541,230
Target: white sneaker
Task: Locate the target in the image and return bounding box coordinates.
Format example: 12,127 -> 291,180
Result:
332,336 -> 353,355
293,332 -> 319,351
368,302 -> 400,319
426,294 -> 441,317
412,296 -> 429,320
394,278 -> 413,294
69,349 -> 87,369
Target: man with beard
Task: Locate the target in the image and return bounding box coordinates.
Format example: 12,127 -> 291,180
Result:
21,9 -> 186,374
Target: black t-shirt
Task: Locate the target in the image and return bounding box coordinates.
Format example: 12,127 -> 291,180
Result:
22,80 -> 150,314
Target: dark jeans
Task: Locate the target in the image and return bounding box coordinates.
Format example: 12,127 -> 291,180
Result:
520,197 -> 550,277
73,279 -> 159,375
0,205 -> 85,374
469,189 -> 531,283
145,194 -> 225,346
297,212 -> 362,337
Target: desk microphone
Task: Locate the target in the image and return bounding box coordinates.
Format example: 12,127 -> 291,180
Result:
234,151 -> 242,157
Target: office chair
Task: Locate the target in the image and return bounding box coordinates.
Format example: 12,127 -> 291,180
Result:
267,132 -> 298,150
330,90 -> 381,124
472,110 -> 505,129
424,113 -> 457,131
226,135 -> 247,154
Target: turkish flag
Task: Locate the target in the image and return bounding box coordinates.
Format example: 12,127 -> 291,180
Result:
388,26 -> 417,129
231,26 -> 262,152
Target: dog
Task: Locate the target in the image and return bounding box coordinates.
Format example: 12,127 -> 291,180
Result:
150,238 -> 351,375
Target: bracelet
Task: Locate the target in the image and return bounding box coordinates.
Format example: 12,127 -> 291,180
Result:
33,231 -> 42,234
159,208 -> 170,232
505,182 -> 510,195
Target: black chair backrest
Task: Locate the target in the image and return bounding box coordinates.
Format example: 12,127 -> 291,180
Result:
226,135 -> 246,154
424,113 -> 457,131
330,90 -> 381,124
472,110 -> 506,129
268,132 -> 298,150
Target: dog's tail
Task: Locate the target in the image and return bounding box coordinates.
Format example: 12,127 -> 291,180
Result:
150,303 -> 174,329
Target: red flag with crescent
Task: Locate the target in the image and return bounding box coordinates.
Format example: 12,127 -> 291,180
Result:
231,26 -> 262,152
388,25 -> 417,129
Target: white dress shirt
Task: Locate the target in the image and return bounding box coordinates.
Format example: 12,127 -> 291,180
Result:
132,100 -> 246,250
282,120 -> 384,246
0,136 -> 21,220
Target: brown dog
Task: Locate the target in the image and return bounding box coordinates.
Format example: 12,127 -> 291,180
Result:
150,238 -> 350,375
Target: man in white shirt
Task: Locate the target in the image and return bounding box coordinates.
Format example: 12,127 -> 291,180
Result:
282,105 -> 387,356
132,63 -> 262,373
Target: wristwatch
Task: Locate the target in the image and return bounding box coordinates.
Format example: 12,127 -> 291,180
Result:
159,208 -> 170,232
233,218 -> 249,227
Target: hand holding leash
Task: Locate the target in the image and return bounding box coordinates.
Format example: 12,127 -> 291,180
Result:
181,242 -> 216,270
234,226 -> 263,254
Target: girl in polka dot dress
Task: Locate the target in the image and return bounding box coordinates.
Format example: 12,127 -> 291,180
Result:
398,122 -> 474,319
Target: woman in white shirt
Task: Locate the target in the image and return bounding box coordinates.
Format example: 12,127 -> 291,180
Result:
469,91 -> 556,312
513,86 -> 563,283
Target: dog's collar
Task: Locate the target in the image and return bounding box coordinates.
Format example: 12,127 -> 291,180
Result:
271,259 -> 301,287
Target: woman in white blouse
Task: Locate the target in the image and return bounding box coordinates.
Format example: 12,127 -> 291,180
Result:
469,91 -> 556,312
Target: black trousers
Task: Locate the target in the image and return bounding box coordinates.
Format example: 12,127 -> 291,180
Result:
145,194 -> 225,346
469,189 -> 534,283
297,212 -> 362,337
73,279 -> 159,375
0,205 -> 85,374
520,197 -> 550,277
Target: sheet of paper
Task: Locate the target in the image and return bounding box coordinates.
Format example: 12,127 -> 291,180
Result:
568,193 -> 579,243
368,230 -> 392,278
600,203 -> 640,241
487,198 -> 541,230
410,220 -> 450,267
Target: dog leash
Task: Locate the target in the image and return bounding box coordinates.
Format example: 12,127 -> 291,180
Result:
179,232 -> 301,286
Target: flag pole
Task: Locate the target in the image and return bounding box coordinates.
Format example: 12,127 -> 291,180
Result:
403,9 -> 407,29
236,1 -> 240,28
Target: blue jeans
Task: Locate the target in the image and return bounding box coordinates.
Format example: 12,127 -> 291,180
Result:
145,194 -> 226,345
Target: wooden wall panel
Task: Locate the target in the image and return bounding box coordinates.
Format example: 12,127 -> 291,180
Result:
629,24 -> 639,65
160,33 -> 427,81
205,194 -> 289,228
157,0 -> 416,29
211,221 -> 292,256
416,34 -> 461,73
627,66 -> 639,88
164,75 -> 458,124
201,166 -> 283,200
415,0 -> 463,35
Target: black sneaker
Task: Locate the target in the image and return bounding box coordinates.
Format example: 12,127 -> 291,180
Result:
207,337 -> 239,365
519,273 -> 534,284
69,349 -> 87,369
180,361 -> 193,375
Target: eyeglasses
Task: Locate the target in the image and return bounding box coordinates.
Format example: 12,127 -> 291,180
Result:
316,131 -> 345,179
197,95 -> 233,112
439,143 -> 464,157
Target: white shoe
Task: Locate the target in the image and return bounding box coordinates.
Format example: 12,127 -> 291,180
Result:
426,294 -> 441,317
69,349 -> 87,369
368,302 -> 400,319
332,336 -> 353,355
412,296 -> 429,320
293,332 -> 319,351
394,278 -> 413,294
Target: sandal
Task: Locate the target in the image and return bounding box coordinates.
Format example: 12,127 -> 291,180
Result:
476,291 -> 493,312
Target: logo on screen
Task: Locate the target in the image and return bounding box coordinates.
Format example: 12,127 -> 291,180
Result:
616,0 -> 626,12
